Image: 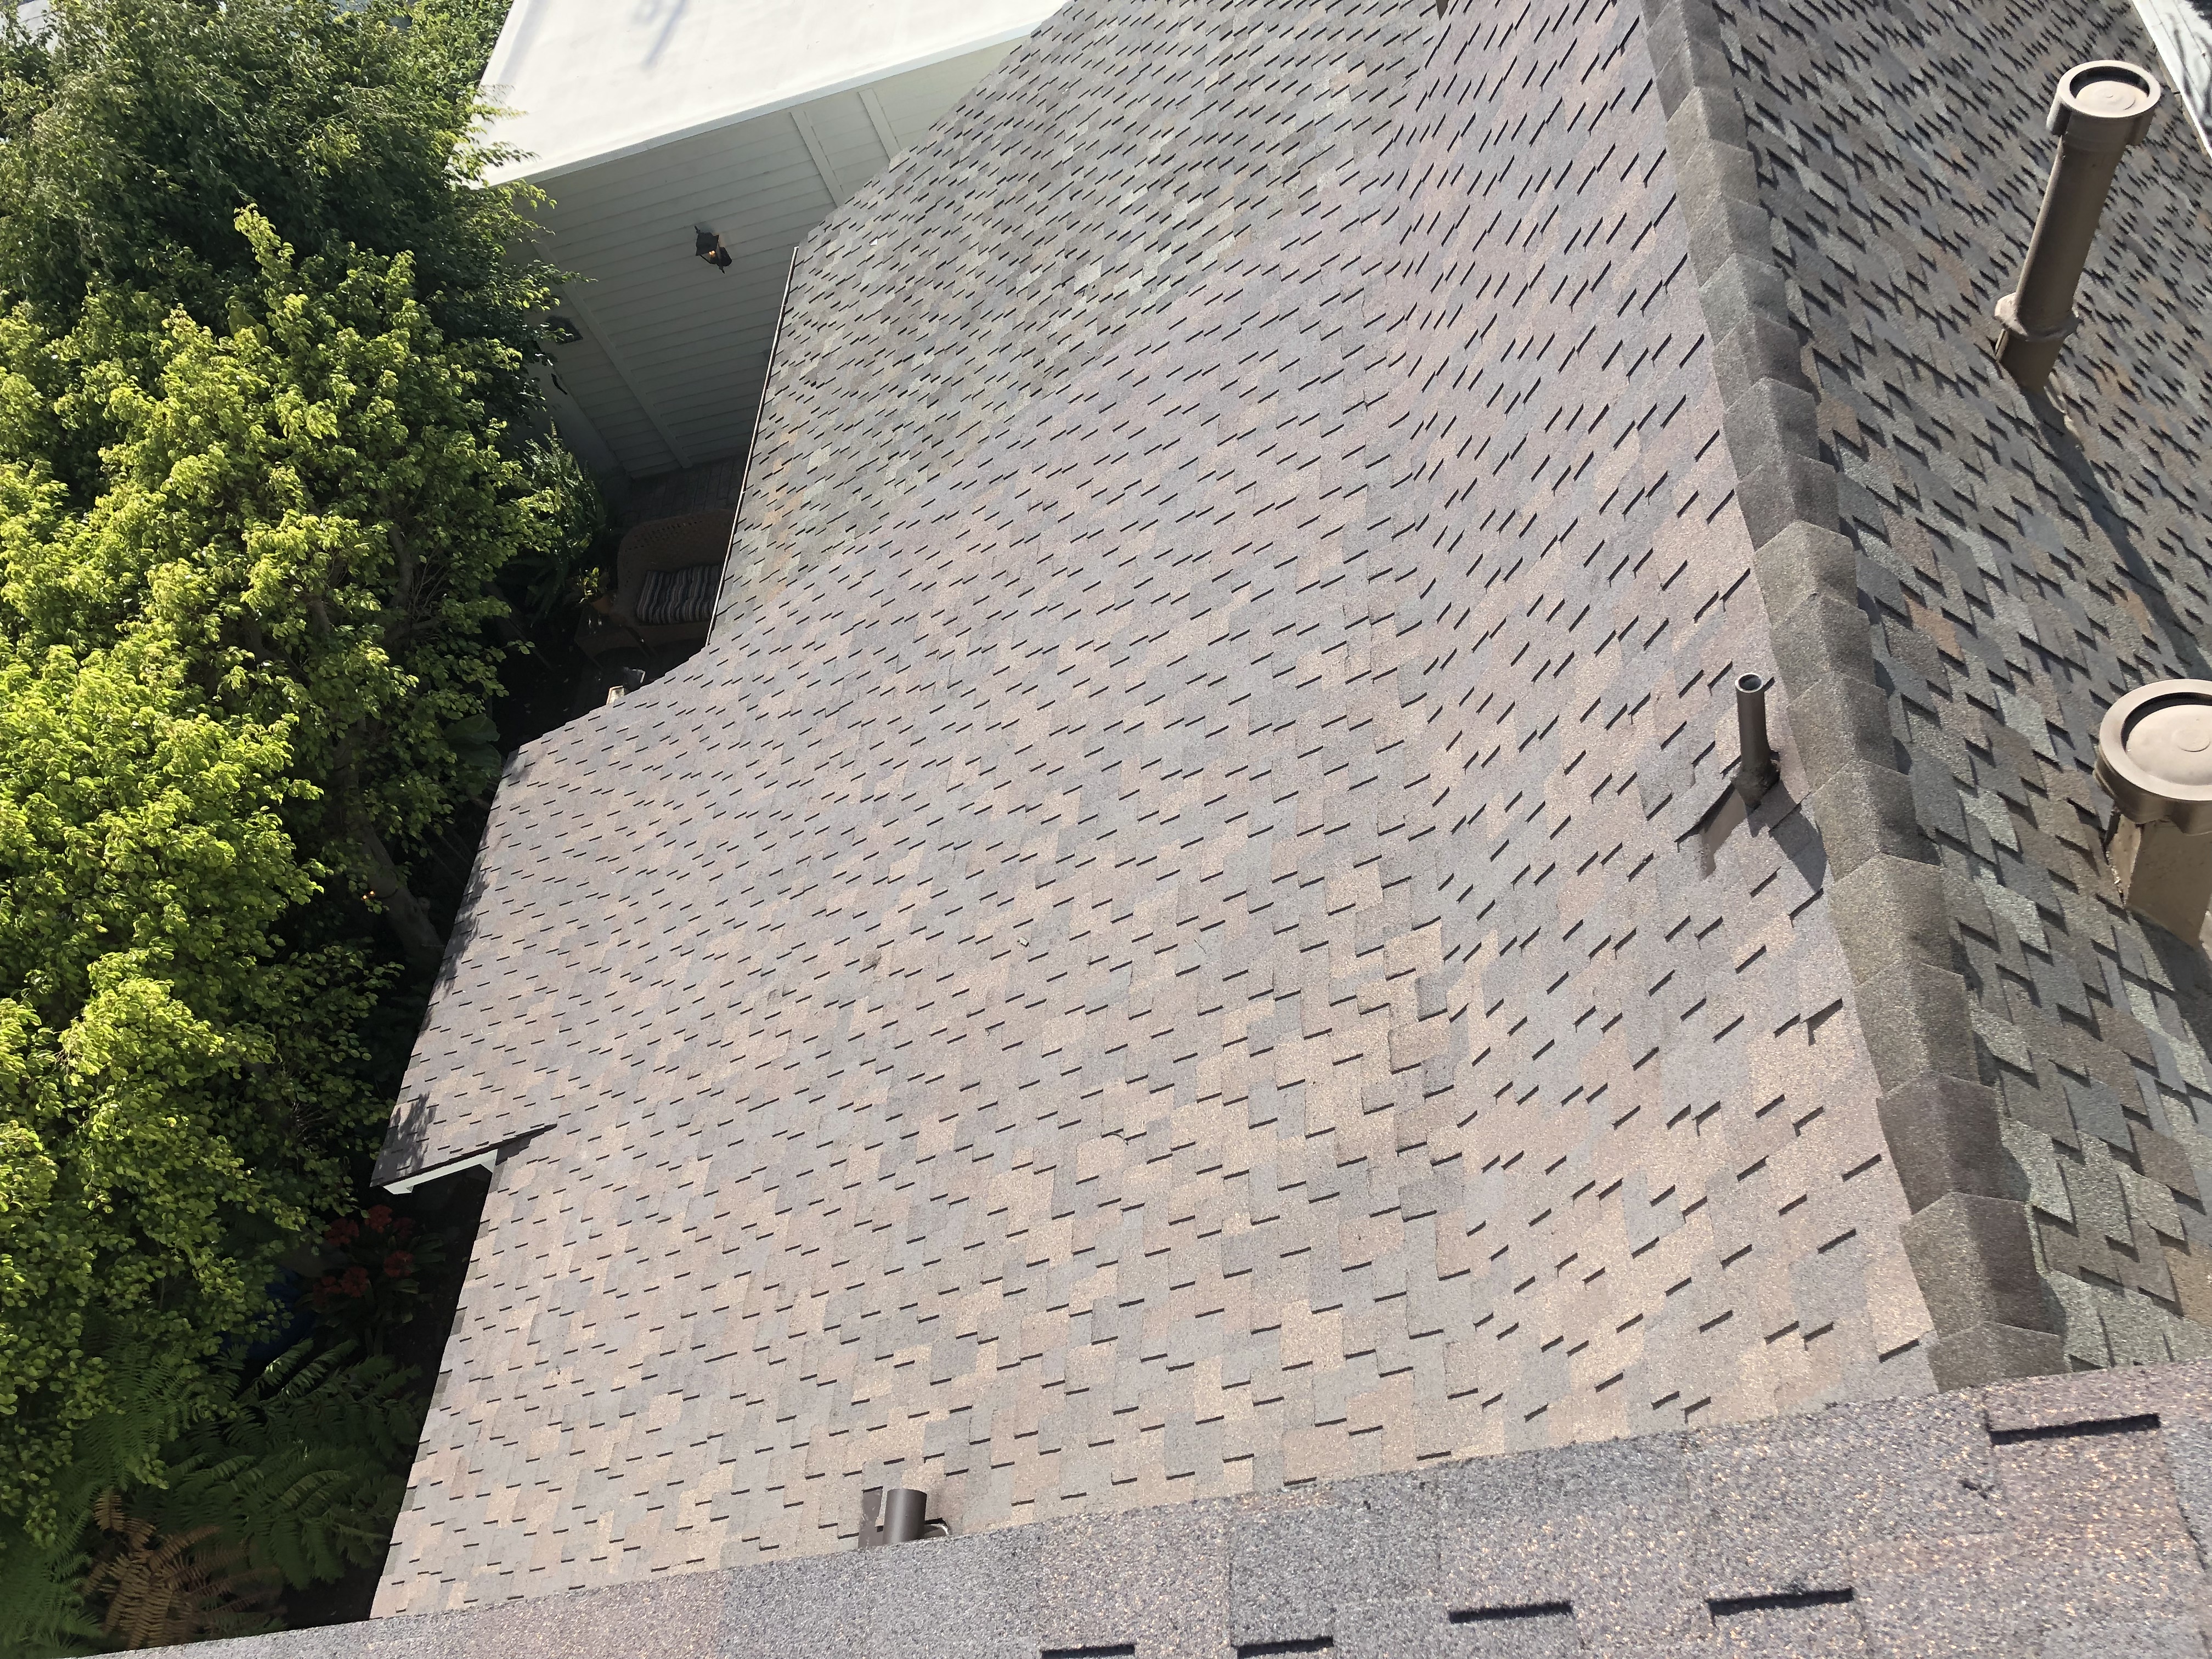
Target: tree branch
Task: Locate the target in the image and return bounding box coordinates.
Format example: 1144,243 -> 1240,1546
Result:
340,769 -> 444,972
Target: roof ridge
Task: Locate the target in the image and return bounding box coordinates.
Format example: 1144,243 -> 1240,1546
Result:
1639,0 -> 2065,1388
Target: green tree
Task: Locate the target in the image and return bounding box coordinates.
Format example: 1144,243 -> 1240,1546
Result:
0,623 -> 376,1541
0,199 -> 559,1542
0,0 -> 567,961
0,0 -> 579,1593
0,0 -> 526,414
66,213 -> 550,962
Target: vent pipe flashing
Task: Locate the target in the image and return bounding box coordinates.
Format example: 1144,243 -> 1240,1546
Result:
2096,679 -> 2212,941
1993,60 -> 2162,393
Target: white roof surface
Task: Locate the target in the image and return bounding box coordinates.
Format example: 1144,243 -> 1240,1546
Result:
479,0 -> 1060,183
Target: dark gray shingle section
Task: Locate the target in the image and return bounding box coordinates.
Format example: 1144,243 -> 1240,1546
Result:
1700,0 -> 2212,1370
716,0 -> 1430,634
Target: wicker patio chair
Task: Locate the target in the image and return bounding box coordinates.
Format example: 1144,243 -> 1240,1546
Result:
578,507 -> 735,657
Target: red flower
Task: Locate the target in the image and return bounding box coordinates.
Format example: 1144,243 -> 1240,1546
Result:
382,1250 -> 415,1280
325,1218 -> 360,1248
339,1265 -> 371,1299
363,1205 -> 394,1233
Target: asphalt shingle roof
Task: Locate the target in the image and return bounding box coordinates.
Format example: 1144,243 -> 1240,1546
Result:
370,0 -> 2212,1623
163,1356 -> 2212,1655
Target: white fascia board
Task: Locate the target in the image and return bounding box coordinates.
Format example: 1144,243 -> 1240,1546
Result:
478,0 -> 1057,187
382,1147 -> 500,1195
377,1120 -> 551,1195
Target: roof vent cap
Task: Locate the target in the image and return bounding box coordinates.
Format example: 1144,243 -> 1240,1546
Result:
2096,680 -> 2212,940
2046,60 -> 2162,146
2097,680 -> 2212,832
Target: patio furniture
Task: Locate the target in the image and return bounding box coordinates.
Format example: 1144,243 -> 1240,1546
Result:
576,508 -> 735,657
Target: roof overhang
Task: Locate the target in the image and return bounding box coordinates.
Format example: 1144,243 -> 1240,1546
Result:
479,0 -> 1061,185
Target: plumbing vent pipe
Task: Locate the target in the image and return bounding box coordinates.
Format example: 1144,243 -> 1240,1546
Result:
880,1487 -> 927,1545
2096,680 -> 2212,940
1993,60 -> 2162,393
1734,674 -> 1778,805
858,1486 -> 929,1548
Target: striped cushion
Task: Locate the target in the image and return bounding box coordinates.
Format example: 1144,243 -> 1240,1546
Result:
634,562 -> 719,627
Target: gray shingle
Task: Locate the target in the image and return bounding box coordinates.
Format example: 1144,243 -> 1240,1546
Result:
145,1359 -> 2212,1657
363,0 -> 2212,1625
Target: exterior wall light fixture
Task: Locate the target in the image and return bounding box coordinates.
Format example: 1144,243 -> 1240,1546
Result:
696,227 -> 733,271
2096,679 -> 2212,940
1993,60 -> 2162,393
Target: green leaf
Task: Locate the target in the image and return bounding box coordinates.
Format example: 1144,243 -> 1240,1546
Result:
0,0 -> 563,1551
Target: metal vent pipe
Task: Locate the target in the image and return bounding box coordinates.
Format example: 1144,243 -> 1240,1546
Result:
881,1487 -> 927,1545
1734,674 -> 1778,805
1993,60 -> 2162,393
859,1486 -> 930,1548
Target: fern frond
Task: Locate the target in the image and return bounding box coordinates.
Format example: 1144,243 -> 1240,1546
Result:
136,1340 -> 422,1590
0,1520 -> 103,1659
44,1334 -> 218,1526
252,1341 -> 337,1404
84,1492 -> 280,1649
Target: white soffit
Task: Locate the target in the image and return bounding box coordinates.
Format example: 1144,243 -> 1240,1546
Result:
480,0 -> 1061,185
534,42 -> 1022,478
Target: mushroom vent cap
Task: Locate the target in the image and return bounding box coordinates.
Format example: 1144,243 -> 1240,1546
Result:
2097,680 -> 2212,834
2046,60 -> 2162,147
